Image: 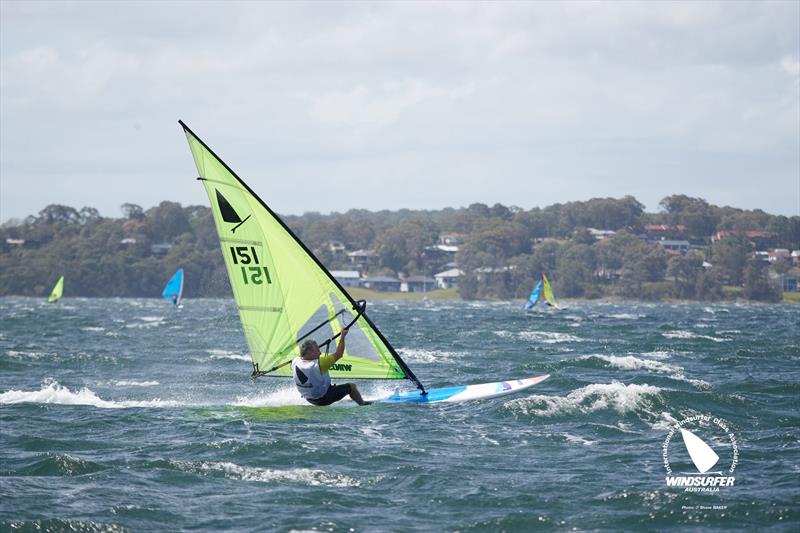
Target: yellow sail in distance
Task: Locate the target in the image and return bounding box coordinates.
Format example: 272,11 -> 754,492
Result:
179,121 -> 422,388
48,276 -> 64,303
542,273 -> 558,307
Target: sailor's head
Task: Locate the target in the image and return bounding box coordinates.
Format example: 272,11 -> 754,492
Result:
300,340 -> 321,359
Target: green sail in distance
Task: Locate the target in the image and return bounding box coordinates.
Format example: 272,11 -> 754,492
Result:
180,121 -> 419,385
48,275 -> 64,303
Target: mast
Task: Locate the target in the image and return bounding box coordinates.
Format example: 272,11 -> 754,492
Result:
177,268 -> 184,306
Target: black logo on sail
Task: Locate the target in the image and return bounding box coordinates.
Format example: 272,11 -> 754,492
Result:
216,190 -> 251,233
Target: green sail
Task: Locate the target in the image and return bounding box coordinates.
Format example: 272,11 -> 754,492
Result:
180,121 -> 419,384
48,276 -> 64,303
542,273 -> 558,307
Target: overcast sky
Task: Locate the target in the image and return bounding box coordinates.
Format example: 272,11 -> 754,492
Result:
1,1 -> 798,222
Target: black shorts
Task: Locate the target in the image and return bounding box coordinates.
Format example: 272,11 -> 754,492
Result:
307,384 -> 352,406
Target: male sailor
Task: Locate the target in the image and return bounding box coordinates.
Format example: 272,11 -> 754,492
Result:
292,328 -> 371,406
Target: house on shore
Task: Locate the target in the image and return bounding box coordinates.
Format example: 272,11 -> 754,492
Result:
643,224 -> 687,240
347,249 -> 377,272
331,270 -> 362,287
656,240 -> 690,254
438,233 -> 464,246
711,230 -> 775,249
588,228 -> 616,241
363,275 -> 401,292
434,268 -> 463,289
401,275 -> 437,293
150,243 -> 172,256
767,249 -> 791,263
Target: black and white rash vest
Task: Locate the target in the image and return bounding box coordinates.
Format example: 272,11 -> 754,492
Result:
292,357 -> 331,400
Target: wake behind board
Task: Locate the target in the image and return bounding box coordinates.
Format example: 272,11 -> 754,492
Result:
379,374 -> 550,404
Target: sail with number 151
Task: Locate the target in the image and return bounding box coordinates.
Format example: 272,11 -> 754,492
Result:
179,121 -> 424,389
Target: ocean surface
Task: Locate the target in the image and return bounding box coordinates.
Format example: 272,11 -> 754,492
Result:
1,297 -> 798,532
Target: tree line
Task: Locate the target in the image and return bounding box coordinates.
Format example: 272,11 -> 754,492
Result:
0,195 -> 797,302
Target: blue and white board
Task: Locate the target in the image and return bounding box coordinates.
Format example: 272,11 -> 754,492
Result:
379,374 -> 550,404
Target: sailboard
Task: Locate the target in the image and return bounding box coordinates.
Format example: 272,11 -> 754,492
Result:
48,276 -> 64,303
380,375 -> 550,404
162,268 -> 185,306
524,273 -> 558,309
179,120 -> 549,404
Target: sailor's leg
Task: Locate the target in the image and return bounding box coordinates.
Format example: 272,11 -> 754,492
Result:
348,384 -> 370,406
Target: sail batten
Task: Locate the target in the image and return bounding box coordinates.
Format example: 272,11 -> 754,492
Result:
220,238 -> 263,246
179,120 -> 423,389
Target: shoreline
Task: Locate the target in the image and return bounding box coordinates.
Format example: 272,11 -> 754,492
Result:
1,289 -> 796,304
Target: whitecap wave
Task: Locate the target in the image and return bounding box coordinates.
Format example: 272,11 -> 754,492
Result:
651,411 -> 681,431
111,380 -> 160,387
518,331 -> 582,343
583,354 -> 678,374
563,433 -> 596,446
495,330 -> 581,343
207,438 -> 239,449
234,384 -> 307,407
640,351 -> 672,360
4,350 -> 47,359
662,330 -> 730,342
0,381 -> 179,409
397,348 -> 463,363
175,460 -> 363,487
125,316 -> 166,329
363,382 -> 408,402
581,354 -> 710,388
505,381 -> 662,417
207,349 -> 250,361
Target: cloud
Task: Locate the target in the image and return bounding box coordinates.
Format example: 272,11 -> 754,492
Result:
1,1 -> 798,220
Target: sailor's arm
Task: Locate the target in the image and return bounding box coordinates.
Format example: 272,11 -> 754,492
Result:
332,328 -> 349,361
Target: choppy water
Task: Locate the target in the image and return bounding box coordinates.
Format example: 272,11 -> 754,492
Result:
1,298 -> 798,531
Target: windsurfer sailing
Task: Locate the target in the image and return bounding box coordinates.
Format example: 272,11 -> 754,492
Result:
292,328 -> 371,406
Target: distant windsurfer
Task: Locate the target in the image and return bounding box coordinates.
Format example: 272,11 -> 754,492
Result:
292,328 -> 371,406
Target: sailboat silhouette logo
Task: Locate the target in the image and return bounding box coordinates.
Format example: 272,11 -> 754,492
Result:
679,428 -> 720,474
216,190 -> 251,233
662,414 -> 739,492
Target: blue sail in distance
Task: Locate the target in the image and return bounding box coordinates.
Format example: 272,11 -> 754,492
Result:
162,268 -> 184,306
524,279 -> 542,309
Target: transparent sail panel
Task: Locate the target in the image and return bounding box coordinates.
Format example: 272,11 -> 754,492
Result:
295,303 -> 338,354
332,296 -> 382,363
